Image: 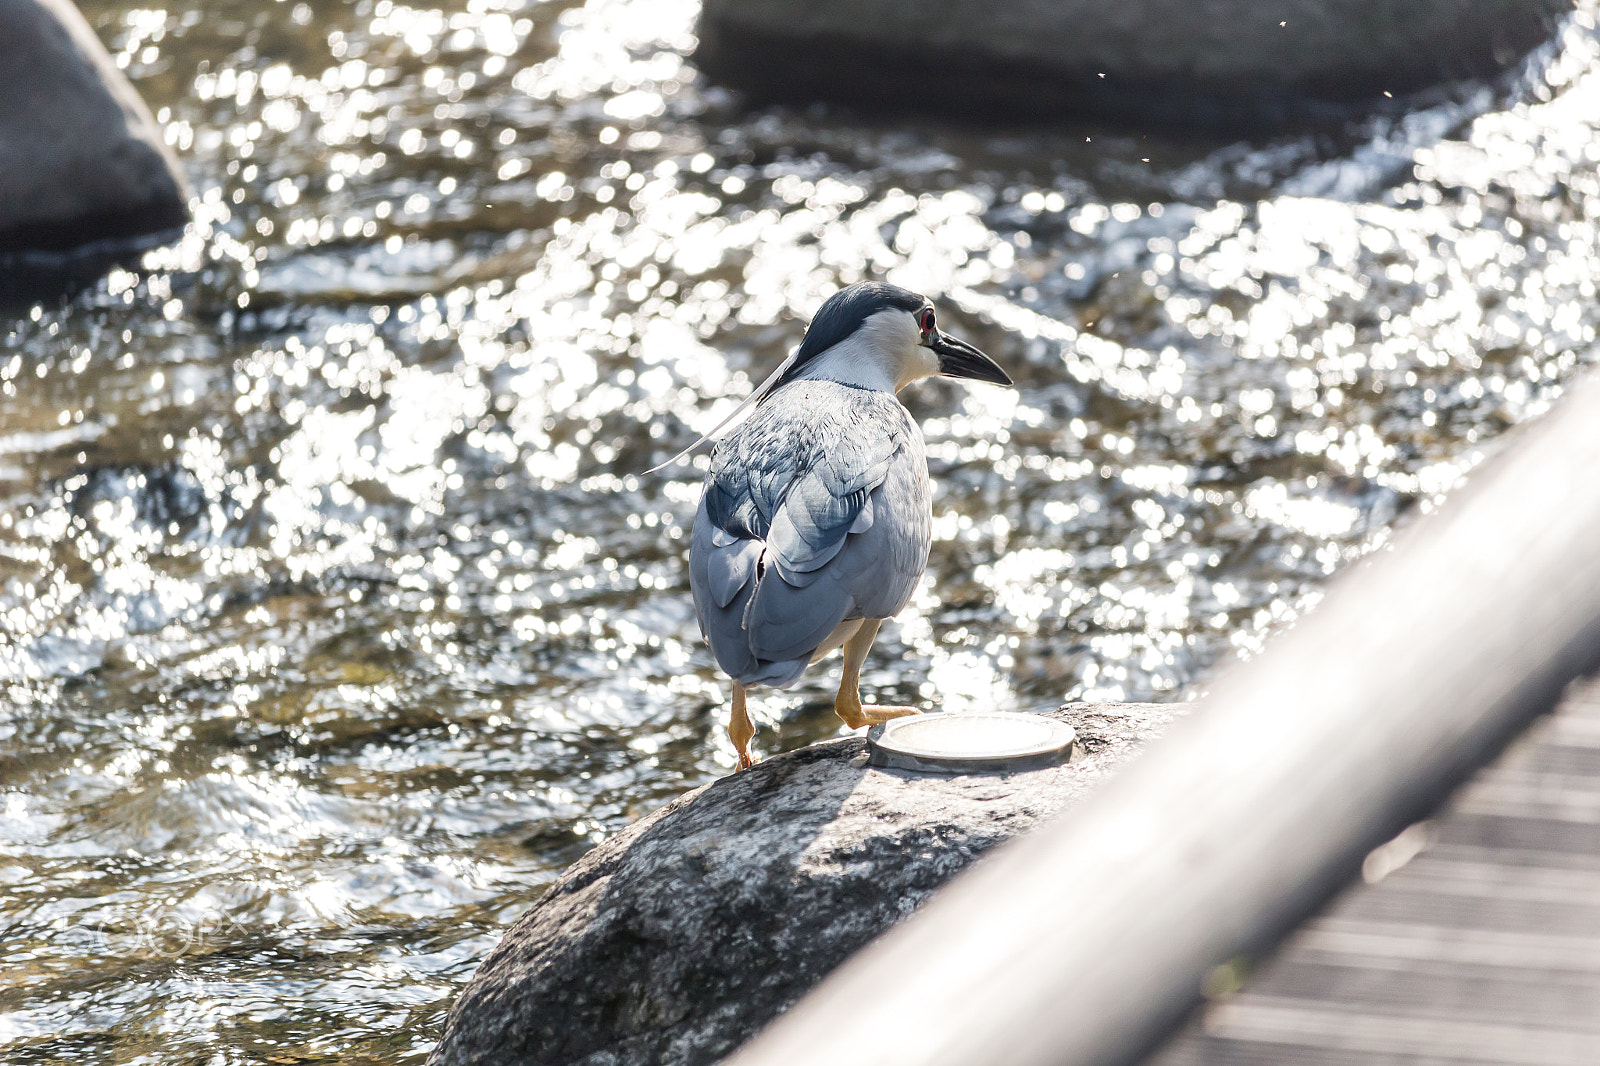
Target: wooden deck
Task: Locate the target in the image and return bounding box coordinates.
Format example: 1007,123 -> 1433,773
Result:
1150,680 -> 1600,1066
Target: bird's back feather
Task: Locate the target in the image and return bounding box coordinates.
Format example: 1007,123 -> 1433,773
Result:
689,380 -> 931,688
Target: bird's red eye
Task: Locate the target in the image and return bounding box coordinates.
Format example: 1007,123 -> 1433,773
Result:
918,308 -> 935,337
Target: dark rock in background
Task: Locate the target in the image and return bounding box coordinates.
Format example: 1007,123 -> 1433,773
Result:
429,702 -> 1181,1066
0,0 -> 188,260
696,0 -> 1573,128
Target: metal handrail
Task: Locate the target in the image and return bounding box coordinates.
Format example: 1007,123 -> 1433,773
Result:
728,369 -> 1600,1066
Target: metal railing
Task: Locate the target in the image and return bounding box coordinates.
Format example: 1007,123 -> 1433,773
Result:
728,369 -> 1600,1066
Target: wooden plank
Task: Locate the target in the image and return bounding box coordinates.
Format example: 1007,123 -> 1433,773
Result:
1149,684 -> 1600,1065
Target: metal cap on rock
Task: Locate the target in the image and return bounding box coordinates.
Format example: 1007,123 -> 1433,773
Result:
866,712 -> 1075,774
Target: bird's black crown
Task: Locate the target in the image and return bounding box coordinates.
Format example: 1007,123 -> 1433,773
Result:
784,282 -> 927,381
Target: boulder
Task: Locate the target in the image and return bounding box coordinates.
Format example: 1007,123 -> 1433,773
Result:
695,0 -> 1572,127
430,701 -> 1181,1066
0,0 -> 188,255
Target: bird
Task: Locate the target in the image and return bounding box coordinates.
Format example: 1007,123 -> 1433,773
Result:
674,281 -> 1013,769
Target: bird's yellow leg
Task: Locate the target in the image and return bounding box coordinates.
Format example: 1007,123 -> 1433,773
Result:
834,619 -> 920,730
729,682 -> 756,770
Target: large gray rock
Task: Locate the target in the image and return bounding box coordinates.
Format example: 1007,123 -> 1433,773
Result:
0,0 -> 188,254
430,702 -> 1180,1066
696,0 -> 1571,126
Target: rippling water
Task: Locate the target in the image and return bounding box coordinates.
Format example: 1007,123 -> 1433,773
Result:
3,0 -> 1599,1061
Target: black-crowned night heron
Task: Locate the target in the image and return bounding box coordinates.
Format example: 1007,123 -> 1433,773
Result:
672,282 -> 1012,769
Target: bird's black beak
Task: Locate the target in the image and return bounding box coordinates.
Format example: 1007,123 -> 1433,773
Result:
930,329 -> 1012,386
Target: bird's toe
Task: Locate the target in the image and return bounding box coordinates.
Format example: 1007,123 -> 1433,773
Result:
859,704 -> 920,725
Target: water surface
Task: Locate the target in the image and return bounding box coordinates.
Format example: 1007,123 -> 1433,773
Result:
3,1 -> 1600,1061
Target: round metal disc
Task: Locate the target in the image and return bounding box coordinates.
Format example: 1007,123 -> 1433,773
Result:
866,712 -> 1076,774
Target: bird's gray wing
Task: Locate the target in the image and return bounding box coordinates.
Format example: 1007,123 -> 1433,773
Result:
689,383 -> 923,683
691,503 -> 777,684
740,418 -> 904,663
815,436 -> 932,621
763,427 -> 897,586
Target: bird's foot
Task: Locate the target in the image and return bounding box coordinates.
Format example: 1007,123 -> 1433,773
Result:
729,683 -> 756,772
834,697 -> 920,730
860,704 -> 920,725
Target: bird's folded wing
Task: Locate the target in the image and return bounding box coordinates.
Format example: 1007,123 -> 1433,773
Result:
714,408 -> 899,586
692,385 -> 917,669
705,536 -> 762,609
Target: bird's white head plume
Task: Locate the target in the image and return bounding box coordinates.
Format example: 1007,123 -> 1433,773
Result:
642,348 -> 800,475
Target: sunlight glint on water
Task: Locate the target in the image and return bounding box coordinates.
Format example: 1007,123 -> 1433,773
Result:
1,0 -> 1599,1061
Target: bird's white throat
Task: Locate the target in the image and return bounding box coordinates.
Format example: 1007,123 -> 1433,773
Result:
790,308 -> 938,393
